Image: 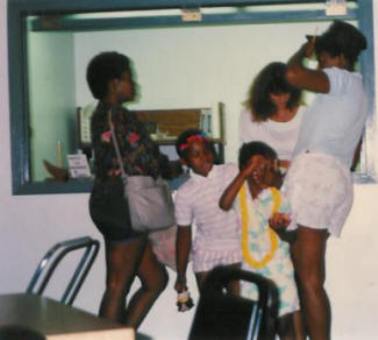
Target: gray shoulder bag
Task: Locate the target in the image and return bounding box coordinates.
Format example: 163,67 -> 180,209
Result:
108,110 -> 176,232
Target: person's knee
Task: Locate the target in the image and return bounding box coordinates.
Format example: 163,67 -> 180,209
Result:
299,270 -> 325,299
105,276 -> 130,298
144,265 -> 168,295
155,266 -> 169,293
291,230 -> 327,293
293,257 -> 325,299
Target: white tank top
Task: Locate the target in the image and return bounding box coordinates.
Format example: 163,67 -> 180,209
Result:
239,106 -> 305,161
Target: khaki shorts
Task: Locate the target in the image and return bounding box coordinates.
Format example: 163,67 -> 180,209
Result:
283,152 -> 353,237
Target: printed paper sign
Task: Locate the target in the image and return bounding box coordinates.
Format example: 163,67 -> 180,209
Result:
67,154 -> 91,178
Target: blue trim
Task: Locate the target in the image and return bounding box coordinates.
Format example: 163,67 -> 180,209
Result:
15,179 -> 93,195
31,10 -> 357,32
357,0 -> 375,113
8,0 -> 358,12
8,2 -> 31,193
7,0 -> 371,195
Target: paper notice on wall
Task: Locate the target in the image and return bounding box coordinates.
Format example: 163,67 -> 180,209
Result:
325,0 -> 347,16
181,8 -> 202,22
67,154 -> 91,178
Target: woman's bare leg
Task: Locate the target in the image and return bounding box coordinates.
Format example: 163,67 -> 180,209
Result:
293,310 -> 306,340
225,263 -> 241,296
291,226 -> 330,340
99,236 -> 147,323
124,240 -> 168,329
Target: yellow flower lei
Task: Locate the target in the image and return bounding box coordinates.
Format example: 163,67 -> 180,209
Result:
240,185 -> 281,269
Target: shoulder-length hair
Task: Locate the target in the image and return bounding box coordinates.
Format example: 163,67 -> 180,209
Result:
245,62 -> 301,122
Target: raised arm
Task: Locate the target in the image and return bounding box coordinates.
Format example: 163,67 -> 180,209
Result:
219,171 -> 247,211
219,158 -> 261,210
286,39 -> 330,93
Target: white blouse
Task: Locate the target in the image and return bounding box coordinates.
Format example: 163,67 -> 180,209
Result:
239,106 -> 305,161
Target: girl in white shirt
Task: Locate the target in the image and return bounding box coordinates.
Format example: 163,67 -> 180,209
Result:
174,129 -> 241,297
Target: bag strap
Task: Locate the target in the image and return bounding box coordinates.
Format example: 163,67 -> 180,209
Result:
108,109 -> 128,184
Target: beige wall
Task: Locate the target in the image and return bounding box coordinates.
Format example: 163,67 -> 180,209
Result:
1,1 -> 377,339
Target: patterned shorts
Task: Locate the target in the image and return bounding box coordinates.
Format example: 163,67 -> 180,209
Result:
283,152 -> 353,237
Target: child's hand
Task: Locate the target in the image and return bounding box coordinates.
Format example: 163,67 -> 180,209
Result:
303,35 -> 316,59
241,156 -> 266,184
176,289 -> 194,312
269,212 -> 291,230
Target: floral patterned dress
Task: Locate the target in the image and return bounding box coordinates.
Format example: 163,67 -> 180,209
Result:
238,185 -> 299,317
89,102 -> 169,241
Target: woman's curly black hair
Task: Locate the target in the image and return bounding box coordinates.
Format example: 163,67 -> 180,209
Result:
86,51 -> 131,100
315,20 -> 367,69
246,62 -> 301,122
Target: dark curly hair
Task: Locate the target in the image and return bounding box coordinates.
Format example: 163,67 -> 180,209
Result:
86,51 -> 131,99
238,141 -> 277,170
246,62 -> 301,122
175,128 -> 216,161
315,20 -> 367,69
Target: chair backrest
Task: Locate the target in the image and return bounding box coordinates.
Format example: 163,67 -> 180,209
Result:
188,266 -> 279,340
26,236 -> 100,306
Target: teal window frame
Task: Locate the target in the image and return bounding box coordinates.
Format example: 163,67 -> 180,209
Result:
7,0 -> 374,194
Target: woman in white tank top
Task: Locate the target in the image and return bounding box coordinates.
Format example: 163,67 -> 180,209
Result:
239,62 -> 304,172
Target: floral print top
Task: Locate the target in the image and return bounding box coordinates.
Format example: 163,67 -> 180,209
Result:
91,102 -> 167,184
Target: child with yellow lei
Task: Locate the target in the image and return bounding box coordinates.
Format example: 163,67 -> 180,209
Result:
220,141 -> 299,339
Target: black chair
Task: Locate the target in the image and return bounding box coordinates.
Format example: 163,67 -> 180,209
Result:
26,236 -> 100,306
188,266 -> 279,340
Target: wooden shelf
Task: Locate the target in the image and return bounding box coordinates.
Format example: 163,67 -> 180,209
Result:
135,108 -> 205,138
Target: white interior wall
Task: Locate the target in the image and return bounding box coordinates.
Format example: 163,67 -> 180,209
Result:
1,1 -> 378,339
73,22 -> 331,162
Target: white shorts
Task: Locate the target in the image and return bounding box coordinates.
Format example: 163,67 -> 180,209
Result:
283,152 -> 353,237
